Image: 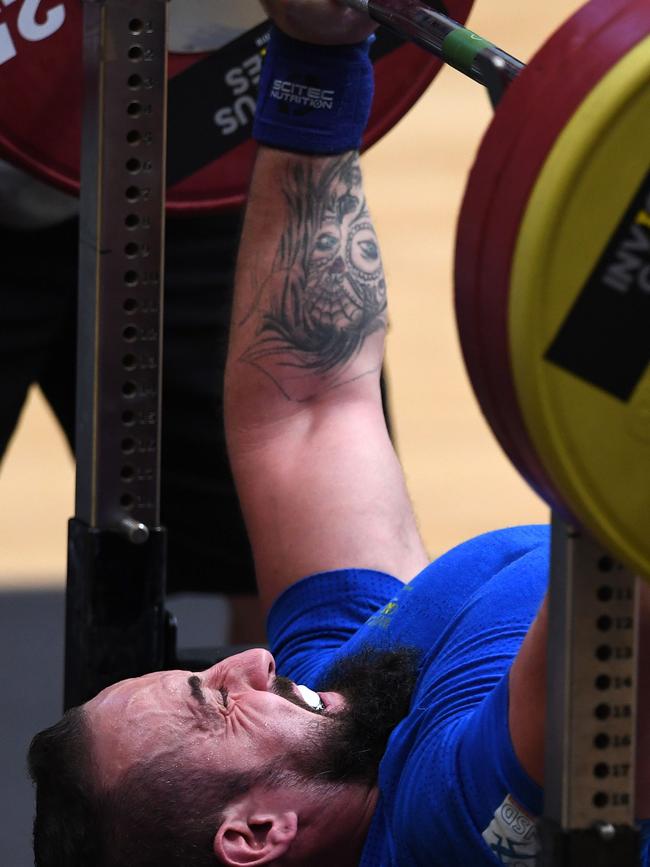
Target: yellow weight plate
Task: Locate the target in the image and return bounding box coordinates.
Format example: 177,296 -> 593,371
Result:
509,35 -> 650,578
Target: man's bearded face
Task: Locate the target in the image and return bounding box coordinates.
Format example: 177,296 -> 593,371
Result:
86,646 -> 419,798
275,647 -> 421,786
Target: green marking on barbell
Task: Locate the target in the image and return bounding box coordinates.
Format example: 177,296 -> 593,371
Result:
442,29 -> 493,75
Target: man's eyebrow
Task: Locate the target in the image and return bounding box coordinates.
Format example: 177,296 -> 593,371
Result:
187,675 -> 207,706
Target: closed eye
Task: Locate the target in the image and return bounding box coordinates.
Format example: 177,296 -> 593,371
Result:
220,687 -> 229,708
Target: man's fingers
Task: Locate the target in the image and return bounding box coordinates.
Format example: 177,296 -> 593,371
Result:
258,0 -> 377,44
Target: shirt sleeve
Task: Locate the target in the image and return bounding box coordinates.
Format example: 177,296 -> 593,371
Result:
457,673 -> 544,862
388,543 -> 548,866
266,568 -> 403,685
641,820 -> 650,864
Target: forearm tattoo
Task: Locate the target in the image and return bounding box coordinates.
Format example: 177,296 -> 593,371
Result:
239,152 -> 387,400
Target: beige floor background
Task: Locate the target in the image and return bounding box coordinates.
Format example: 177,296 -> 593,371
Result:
0,0 -> 585,588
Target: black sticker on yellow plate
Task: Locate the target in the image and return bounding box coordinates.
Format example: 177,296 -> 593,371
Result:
545,169 -> 650,401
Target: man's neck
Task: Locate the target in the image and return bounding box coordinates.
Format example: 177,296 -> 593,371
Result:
286,783 -> 379,866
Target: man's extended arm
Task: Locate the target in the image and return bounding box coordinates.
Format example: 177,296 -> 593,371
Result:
225,147 -> 428,612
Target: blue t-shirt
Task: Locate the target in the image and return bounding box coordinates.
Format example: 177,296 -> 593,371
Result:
267,525 -> 650,866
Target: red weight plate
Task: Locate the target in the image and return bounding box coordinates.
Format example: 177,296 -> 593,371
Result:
0,0 -> 473,214
454,0 -> 650,517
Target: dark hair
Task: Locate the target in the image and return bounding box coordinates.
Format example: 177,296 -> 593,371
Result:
28,707 -> 104,866
28,708 -> 284,867
104,757 -> 286,866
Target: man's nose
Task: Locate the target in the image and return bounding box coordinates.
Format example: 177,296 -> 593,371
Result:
228,648 -> 276,691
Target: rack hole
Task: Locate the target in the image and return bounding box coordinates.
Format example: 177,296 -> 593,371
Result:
597,585 -> 614,603
595,674 -> 611,691
593,792 -> 609,809
128,73 -> 142,90
126,129 -> 141,145
126,157 -> 142,174
122,410 -> 135,426
127,101 -> 142,118
122,354 -> 137,371
122,325 -> 138,342
594,704 -> 611,721
128,45 -> 144,62
125,242 -> 139,258
121,438 -> 136,454
597,615 -> 613,632
120,493 -> 135,509
593,763 -> 609,779
125,214 -> 140,229
123,297 -> 138,313
596,645 -> 612,662
121,466 -> 135,482
125,186 -> 141,203
129,19 -> 144,35
124,270 -> 139,287
598,556 -> 615,573
122,381 -> 138,398
594,733 -> 610,750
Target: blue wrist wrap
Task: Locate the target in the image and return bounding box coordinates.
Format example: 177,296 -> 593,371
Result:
253,25 -> 375,155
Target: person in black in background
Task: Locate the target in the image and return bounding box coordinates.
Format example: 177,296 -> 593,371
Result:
0,154 -> 267,641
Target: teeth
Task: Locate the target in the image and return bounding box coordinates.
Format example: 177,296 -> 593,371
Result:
296,684 -> 324,711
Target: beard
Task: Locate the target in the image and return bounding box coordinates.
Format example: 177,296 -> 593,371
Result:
274,647 -> 421,788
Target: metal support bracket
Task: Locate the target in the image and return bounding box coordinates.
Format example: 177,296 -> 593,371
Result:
64,518 -> 167,709
76,0 -> 167,536
66,0 -> 171,707
540,517 -> 641,865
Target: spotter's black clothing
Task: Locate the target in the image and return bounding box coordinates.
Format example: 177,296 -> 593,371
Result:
0,210 -> 256,595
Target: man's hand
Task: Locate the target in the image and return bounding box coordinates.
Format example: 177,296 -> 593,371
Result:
258,0 -> 378,44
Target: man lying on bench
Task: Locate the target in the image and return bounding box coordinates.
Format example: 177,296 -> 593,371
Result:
28,1 -> 650,865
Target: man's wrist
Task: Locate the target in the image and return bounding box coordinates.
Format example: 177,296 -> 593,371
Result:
253,24 -> 375,155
